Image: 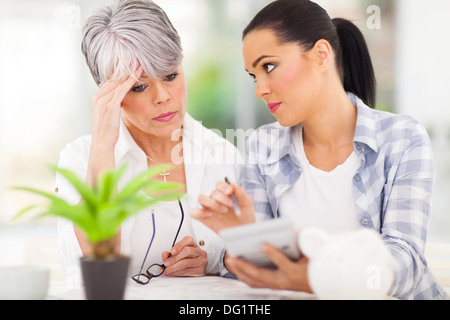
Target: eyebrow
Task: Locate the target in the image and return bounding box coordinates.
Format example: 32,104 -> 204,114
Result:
252,55 -> 276,68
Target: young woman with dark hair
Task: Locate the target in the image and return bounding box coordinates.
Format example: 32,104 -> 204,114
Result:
192,0 -> 447,300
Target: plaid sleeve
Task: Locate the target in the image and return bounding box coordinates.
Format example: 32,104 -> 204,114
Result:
381,121 -> 447,299
239,132 -> 275,222
217,134 -> 275,278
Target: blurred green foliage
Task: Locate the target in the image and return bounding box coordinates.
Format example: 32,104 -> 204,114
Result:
186,58 -> 235,134
186,56 -> 274,136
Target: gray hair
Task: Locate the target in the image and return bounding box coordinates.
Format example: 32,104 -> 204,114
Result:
81,0 -> 183,85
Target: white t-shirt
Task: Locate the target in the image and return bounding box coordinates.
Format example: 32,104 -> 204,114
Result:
279,124 -> 362,233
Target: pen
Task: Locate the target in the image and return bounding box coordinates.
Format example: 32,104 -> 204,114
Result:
224,177 -> 241,216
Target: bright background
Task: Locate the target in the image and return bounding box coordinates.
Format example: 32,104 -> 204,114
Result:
0,0 -> 449,288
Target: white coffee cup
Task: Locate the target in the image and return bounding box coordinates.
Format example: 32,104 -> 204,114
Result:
0,266 -> 49,300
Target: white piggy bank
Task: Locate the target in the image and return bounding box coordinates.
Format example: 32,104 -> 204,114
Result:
298,228 -> 394,300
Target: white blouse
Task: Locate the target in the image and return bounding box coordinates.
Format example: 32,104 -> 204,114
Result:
55,113 -> 241,281
128,194 -> 194,276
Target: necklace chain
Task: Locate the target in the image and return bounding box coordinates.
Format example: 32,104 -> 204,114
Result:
146,155 -> 171,184
146,155 -> 163,165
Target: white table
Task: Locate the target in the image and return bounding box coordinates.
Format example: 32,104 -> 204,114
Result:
48,276 -> 316,300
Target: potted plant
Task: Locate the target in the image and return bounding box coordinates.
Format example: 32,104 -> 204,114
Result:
13,164 -> 181,300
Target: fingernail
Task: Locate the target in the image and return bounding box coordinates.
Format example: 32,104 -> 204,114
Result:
171,248 -> 177,255
191,209 -> 211,218
221,205 -> 228,213
164,258 -> 172,266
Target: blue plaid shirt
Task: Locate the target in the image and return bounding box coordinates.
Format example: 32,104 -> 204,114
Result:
238,93 -> 447,300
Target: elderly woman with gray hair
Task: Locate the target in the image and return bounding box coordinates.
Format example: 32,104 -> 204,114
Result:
55,0 -> 240,282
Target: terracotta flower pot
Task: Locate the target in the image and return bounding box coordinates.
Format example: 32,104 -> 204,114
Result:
80,255 -> 130,300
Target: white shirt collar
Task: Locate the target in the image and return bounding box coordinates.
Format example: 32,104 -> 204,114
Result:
115,118 -> 146,164
113,113 -> 213,201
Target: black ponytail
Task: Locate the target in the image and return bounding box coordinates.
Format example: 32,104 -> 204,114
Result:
243,0 -> 376,108
332,18 -> 376,108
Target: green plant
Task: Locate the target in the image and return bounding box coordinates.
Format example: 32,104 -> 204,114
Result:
13,164 -> 181,259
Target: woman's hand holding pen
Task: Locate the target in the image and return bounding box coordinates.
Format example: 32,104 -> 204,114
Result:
191,181 -> 256,233
192,181 -> 312,293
